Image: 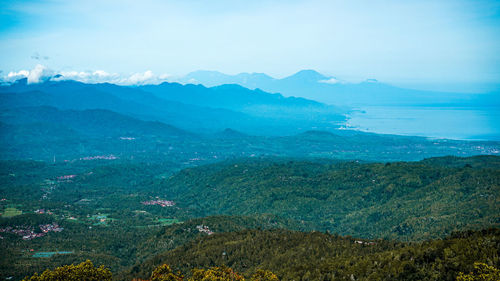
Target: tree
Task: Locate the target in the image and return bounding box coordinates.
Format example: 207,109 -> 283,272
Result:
151,264 -> 184,281
456,262 -> 500,281
251,270 -> 279,281
22,260 -> 112,281
189,266 -> 245,281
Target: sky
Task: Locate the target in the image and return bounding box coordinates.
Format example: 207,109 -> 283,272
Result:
1,0 -> 500,91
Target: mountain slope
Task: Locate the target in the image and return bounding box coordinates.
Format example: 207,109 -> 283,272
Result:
138,81 -> 325,110
0,79 -> 346,135
160,156 -> 500,241
0,106 -> 190,138
0,81 -> 265,133
138,81 -> 347,124
127,228 -> 500,281
0,106 -> 198,161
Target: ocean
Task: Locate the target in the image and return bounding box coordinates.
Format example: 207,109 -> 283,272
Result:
346,106 -> 500,141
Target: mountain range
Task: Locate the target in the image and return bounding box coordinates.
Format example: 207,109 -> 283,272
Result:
178,69 -> 500,107
0,78 -> 345,136
0,77 -> 499,162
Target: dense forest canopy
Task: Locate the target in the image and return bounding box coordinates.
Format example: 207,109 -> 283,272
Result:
1,156 -> 499,280
19,229 -> 500,281
161,156 -> 500,240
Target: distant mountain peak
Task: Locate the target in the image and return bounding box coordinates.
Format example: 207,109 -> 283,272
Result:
286,70 -> 329,82
14,78 -> 28,85
235,72 -> 274,80
216,128 -> 248,139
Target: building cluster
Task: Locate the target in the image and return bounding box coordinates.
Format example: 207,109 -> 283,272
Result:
79,155 -> 118,161
57,175 -> 77,181
196,225 -> 214,235
0,226 -> 41,240
34,209 -> 53,215
141,200 -> 175,207
0,223 -> 63,240
39,223 -> 63,233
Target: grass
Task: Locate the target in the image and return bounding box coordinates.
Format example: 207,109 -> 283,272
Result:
156,218 -> 181,226
32,251 -> 73,258
2,207 -> 22,217
134,218 -> 182,228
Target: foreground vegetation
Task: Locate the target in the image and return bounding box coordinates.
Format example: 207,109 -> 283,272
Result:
22,260 -> 280,281
125,228 -> 500,281
1,155 -> 499,280
20,228 -> 500,281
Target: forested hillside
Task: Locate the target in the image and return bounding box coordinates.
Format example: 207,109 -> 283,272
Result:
1,156 -> 499,280
162,156 -> 500,240
125,228 -> 500,281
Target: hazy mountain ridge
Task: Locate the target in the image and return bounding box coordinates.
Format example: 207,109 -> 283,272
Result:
0,77 -> 498,164
0,106 -> 190,138
1,105 -> 498,162
0,80 -> 261,133
139,82 -> 327,109
179,69 -> 500,107
138,82 -> 347,123
0,79 -> 346,135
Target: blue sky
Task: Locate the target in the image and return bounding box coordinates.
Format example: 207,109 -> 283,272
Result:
1,0 -> 500,91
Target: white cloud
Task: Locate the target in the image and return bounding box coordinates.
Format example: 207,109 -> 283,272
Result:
124,70 -> 156,85
1,65 -> 172,85
158,73 -> 171,80
185,78 -> 200,85
6,70 -> 29,82
8,64 -> 54,84
54,70 -> 121,83
318,77 -> 341,84
93,70 -> 109,77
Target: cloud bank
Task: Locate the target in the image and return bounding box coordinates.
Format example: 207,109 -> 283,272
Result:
2,65 -> 171,85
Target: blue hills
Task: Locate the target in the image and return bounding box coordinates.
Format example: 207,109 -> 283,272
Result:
0,75 -> 498,162
0,78 -> 345,136
179,69 -> 500,107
